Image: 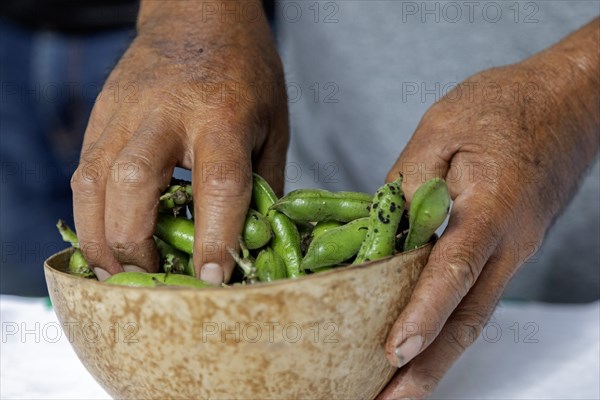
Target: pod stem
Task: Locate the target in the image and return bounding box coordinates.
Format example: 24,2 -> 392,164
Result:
227,238 -> 258,284
56,220 -> 79,248
159,184 -> 193,216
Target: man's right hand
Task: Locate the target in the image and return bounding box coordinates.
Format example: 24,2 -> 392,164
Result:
71,0 -> 288,284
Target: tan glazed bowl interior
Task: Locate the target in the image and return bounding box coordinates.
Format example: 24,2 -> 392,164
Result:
45,243 -> 432,400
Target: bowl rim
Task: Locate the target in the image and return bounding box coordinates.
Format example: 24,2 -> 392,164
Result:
45,239 -> 434,293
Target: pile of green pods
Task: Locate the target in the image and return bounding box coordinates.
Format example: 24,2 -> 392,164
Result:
57,174 -> 451,288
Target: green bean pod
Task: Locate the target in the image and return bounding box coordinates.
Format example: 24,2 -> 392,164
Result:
270,189 -> 372,223
167,179 -> 193,199
252,173 -> 278,215
354,176 -> 405,264
269,216 -> 303,278
255,248 -> 287,282
154,236 -> 192,275
186,184 -> 194,217
183,181 -> 193,198
302,217 -> 369,270
187,256 -> 196,277
69,249 -> 95,278
403,178 -> 450,251
56,220 -> 95,278
159,184 -> 192,216
155,205 -> 284,272
155,215 -> 194,255
252,174 -> 304,278
105,272 -> 212,289
159,196 -> 176,211
242,209 -> 273,250
310,220 -> 342,240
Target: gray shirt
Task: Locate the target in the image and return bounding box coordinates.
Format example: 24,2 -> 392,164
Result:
276,1 -> 600,302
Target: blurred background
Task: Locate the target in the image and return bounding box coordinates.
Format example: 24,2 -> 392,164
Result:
1,0 -> 598,301
1,0 -> 139,295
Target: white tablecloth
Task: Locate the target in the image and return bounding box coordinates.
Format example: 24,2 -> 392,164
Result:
1,295 -> 598,399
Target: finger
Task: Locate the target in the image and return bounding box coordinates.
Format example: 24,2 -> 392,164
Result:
384,190 -> 507,368
192,126 -> 253,284
254,102 -> 289,197
71,116 -> 134,278
80,91 -> 122,155
377,246 -> 517,399
104,117 -> 183,272
383,112 -> 514,367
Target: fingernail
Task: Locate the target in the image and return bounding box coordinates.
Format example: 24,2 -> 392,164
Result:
124,265 -> 145,273
93,268 -> 111,281
394,335 -> 424,368
200,263 -> 223,285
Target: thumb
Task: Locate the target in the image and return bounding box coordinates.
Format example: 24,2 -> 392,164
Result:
385,120 -> 456,203
382,115 -> 507,370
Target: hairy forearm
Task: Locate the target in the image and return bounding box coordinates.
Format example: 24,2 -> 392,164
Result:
525,18 -> 600,161
516,18 -> 600,213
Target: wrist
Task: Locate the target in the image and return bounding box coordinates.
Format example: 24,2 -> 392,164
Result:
520,18 -> 599,148
137,0 -> 267,36
133,0 -> 277,74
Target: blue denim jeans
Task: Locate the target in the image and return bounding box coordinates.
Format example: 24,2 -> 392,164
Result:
0,18 -> 134,295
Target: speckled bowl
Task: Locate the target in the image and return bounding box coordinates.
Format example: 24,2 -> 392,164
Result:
44,243 -> 432,400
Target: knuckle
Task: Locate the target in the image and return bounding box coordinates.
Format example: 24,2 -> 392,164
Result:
72,151 -> 111,193
106,237 -> 159,270
456,305 -> 490,329
437,251 -> 480,300
108,240 -> 140,262
419,104 -> 450,133
110,152 -> 154,189
71,166 -> 101,197
106,226 -> 141,248
443,318 -> 481,353
437,240 -> 492,296
456,253 -> 480,289
411,365 -> 444,396
445,301 -> 495,354
200,164 -> 252,200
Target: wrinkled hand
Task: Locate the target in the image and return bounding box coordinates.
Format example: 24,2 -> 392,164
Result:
379,19 -> 599,399
71,1 -> 288,284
